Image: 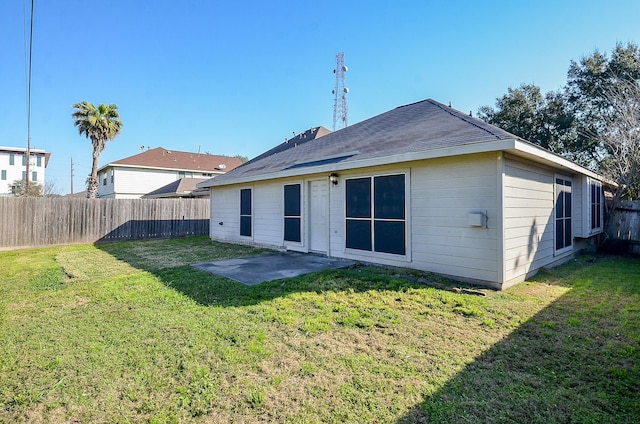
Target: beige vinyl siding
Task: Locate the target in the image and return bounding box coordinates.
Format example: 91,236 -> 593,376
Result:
210,151 -> 598,288
209,187 -> 240,241
503,156 -> 556,284
253,183 -> 285,246
574,176 -> 585,236
210,178 -> 309,249
326,154 -> 499,283
410,153 -> 499,283
327,164 -> 411,265
575,176 -> 602,238
328,176 -> 345,257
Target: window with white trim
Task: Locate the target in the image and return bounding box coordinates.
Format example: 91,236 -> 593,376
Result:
345,174 -> 406,255
240,188 -> 252,237
590,180 -> 602,232
284,184 -> 301,242
555,177 -> 572,252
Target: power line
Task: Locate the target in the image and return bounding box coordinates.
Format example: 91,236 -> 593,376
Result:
25,0 -> 34,195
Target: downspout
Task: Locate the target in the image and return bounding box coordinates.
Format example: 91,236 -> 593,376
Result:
496,152 -> 506,288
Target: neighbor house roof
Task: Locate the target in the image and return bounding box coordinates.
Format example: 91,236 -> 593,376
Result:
201,98 -> 606,187
98,147 -> 243,174
143,178 -> 210,198
0,146 -> 51,167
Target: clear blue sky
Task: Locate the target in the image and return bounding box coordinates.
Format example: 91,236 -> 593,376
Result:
2,0 -> 640,195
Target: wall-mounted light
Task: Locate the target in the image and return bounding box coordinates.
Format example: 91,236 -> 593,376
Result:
329,173 -> 339,186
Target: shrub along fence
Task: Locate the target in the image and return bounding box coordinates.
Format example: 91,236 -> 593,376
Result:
0,197 -> 210,249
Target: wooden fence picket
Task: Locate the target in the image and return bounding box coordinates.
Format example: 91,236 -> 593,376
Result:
0,197 -> 210,249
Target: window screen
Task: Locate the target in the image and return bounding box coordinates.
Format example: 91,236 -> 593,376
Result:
374,174 -> 405,219
284,184 -> 301,242
590,182 -> 602,231
346,177 -> 371,218
240,188 -> 252,237
345,174 -> 406,255
346,220 -> 372,251
555,178 -> 572,251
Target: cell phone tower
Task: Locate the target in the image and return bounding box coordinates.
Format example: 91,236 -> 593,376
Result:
332,52 -> 349,130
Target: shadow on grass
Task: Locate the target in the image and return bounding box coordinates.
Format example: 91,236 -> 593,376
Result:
95,237 -> 448,307
95,238 -> 639,421
398,255 -> 640,423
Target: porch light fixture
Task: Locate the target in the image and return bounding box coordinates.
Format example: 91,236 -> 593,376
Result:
329,173 -> 339,185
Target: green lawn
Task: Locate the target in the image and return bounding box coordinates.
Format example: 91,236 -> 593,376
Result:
1,237 -> 638,423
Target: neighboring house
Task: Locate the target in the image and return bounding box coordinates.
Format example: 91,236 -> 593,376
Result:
143,178 -> 210,198
97,147 -> 243,199
0,146 -> 50,196
199,99 -> 608,290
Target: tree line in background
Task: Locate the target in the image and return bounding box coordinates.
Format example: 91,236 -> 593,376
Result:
479,42 -> 640,205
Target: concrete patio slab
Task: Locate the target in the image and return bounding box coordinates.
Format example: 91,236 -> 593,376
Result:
192,252 -> 356,285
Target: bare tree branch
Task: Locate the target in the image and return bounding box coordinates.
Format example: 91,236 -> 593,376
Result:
595,79 -> 640,206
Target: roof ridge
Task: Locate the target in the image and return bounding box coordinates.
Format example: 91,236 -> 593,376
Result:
428,99 -> 507,140
395,99 -> 431,109
151,148 -> 233,158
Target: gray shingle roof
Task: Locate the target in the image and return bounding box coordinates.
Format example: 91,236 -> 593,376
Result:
245,126 -> 331,165
210,99 -> 520,184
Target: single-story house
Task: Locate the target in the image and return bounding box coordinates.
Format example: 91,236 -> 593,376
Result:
97,147 -> 243,199
199,99 -> 608,289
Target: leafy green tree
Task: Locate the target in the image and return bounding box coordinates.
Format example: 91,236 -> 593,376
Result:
9,178 -> 42,197
478,84 -> 577,159
479,42 -> 640,174
72,102 -> 122,198
566,42 -> 640,167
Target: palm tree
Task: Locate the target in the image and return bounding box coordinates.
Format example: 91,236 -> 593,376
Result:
72,101 -> 122,198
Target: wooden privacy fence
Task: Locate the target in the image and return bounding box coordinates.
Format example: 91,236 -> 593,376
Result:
607,200 -> 640,254
0,197 -> 210,249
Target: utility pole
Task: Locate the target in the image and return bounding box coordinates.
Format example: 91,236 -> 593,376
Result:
25,0 -> 35,196
70,157 -> 74,194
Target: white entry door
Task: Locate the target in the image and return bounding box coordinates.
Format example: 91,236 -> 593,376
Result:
309,180 -> 329,253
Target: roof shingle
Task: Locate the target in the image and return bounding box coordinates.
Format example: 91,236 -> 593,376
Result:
209,99 -> 519,184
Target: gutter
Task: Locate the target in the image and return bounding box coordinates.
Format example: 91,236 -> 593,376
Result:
200,138 -> 612,188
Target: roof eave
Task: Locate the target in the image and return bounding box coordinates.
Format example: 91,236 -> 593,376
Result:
510,140 -> 615,185
97,163 -> 227,174
200,137 -> 613,188
200,138 -> 520,188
